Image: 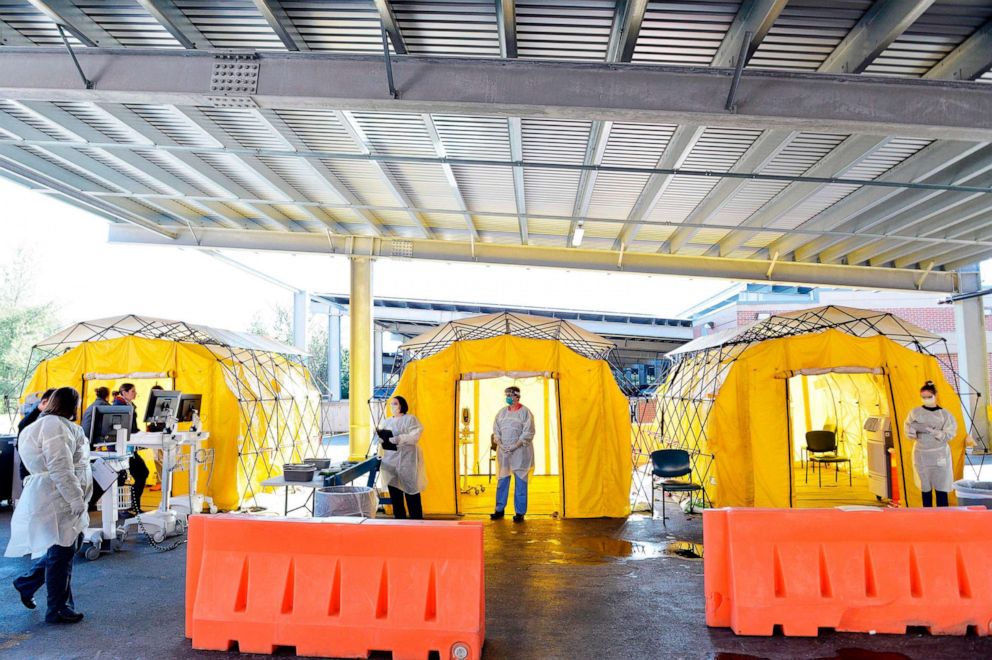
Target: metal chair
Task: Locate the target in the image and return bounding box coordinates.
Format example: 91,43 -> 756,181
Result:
804,430 -> 852,487
650,449 -> 703,524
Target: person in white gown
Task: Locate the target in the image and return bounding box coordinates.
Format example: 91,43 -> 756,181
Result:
377,396 -> 426,519
490,386 -> 535,523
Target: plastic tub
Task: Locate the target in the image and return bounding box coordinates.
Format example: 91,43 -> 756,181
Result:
305,457 -> 332,470
314,486 -> 377,518
283,463 -> 316,482
952,479 -> 992,509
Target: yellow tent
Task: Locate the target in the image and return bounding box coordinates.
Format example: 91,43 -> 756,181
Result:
389,313 -> 632,518
20,315 -> 322,511
657,306 -> 970,509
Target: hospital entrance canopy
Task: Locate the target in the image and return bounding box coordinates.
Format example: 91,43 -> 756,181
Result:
0,1 -> 991,292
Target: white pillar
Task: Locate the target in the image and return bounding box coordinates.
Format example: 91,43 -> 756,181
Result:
954,266 -> 990,451
292,289 -> 309,350
373,326 -> 384,388
326,309 -> 342,401
349,257 -> 373,461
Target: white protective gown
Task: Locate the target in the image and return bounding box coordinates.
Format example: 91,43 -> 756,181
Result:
379,413 -> 427,494
904,405 -> 957,493
6,415 -> 93,559
494,405 -> 536,481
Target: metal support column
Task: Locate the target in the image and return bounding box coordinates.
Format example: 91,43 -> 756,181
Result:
373,326 -> 384,389
292,289 -> 309,350
326,309 -> 342,401
954,266 -> 990,450
349,257 -> 373,461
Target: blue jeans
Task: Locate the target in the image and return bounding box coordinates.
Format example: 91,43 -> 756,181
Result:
495,475 -> 528,515
13,534 -> 82,621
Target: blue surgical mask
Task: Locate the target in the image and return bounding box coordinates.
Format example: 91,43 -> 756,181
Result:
505,397 -> 514,405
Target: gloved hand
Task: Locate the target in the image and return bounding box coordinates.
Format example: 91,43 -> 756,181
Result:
510,441 -> 523,451
70,498 -> 86,518
381,437 -> 398,451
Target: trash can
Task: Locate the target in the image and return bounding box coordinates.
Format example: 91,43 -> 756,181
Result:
314,485 -> 377,518
952,479 -> 992,509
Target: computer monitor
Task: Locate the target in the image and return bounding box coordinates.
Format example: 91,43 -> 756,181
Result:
143,390 -> 181,424
178,394 -> 202,423
90,405 -> 133,447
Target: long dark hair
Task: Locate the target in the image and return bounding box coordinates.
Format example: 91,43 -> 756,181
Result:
44,387 -> 80,421
392,395 -> 409,414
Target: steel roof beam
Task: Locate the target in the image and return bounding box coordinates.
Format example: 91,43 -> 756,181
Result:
811,145 -> 992,264
819,0 -> 934,75
665,129 -> 794,254
925,18 -> 992,81
508,116 -> 528,245
107,225 -> 960,293
255,108 -> 382,236
25,0 -> 120,48
3,50 -> 989,140
336,110 -> 433,238
711,0 -> 787,67
0,18 -> 33,46
713,134 -> 890,257
613,125 -> 705,249
885,210 -> 992,269
941,246 -> 992,272
495,0 -> 516,59
373,0 -> 407,55
422,113 -> 478,241
568,0 -> 649,246
251,0 -> 308,51
136,1 -> 211,50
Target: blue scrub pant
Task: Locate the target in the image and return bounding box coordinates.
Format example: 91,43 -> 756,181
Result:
13,534 -> 81,621
495,475 -> 528,515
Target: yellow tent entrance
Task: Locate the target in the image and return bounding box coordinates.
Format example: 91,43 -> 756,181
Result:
658,306 -> 973,509
786,369 -> 891,507
385,313 -> 632,519
455,373 -> 562,516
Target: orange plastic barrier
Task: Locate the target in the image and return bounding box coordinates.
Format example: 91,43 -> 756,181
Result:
704,507 -> 992,637
186,515 -> 485,659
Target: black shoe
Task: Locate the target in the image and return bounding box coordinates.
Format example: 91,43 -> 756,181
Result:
513,514 -> 525,523
14,585 -> 35,610
46,609 -> 84,624
490,511 -> 505,520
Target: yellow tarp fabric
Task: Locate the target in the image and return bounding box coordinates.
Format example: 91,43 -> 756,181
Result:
22,336 -> 318,511
392,335 -> 632,517
708,329 -> 966,507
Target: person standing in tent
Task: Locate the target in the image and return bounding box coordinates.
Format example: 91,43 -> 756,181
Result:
377,395 -> 426,519
904,380 -> 957,508
7,387 -> 92,624
80,387 -> 111,446
114,384 -> 149,512
491,386 -> 535,523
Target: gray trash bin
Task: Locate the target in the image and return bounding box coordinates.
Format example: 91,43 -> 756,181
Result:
314,485 -> 377,518
952,479 -> 992,509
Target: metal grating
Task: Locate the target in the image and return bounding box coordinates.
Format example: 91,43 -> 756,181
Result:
283,0 -> 384,53
749,0 -> 872,72
391,0 -> 500,56
632,0 -> 742,64
515,0 -> 616,61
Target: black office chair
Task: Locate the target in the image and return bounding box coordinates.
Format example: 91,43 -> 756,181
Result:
804,430 -> 851,487
650,449 -> 703,524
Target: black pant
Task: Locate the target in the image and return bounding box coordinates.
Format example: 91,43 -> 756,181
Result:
921,489 -> 949,507
129,454 -> 149,511
387,486 -> 423,520
13,534 -> 82,621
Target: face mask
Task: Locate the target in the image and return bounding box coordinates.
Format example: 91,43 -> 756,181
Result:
922,397 -> 935,406
505,397 -> 514,405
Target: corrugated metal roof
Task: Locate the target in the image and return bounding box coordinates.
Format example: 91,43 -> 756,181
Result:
0,0 -> 989,274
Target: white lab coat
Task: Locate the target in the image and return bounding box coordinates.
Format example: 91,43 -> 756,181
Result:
494,405 -> 536,481
904,405 -> 957,493
379,413 -> 427,495
6,415 -> 93,559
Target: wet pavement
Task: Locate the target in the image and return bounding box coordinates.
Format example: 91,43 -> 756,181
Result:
0,507 -> 989,659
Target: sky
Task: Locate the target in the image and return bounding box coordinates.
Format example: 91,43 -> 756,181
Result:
0,177 -> 735,339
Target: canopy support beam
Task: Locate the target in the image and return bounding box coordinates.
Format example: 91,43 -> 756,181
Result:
349,256 -> 373,461
954,266 -> 990,451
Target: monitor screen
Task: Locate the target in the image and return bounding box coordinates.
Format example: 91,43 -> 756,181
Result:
178,394 -> 202,422
90,405 -> 133,446
143,390 -> 182,423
